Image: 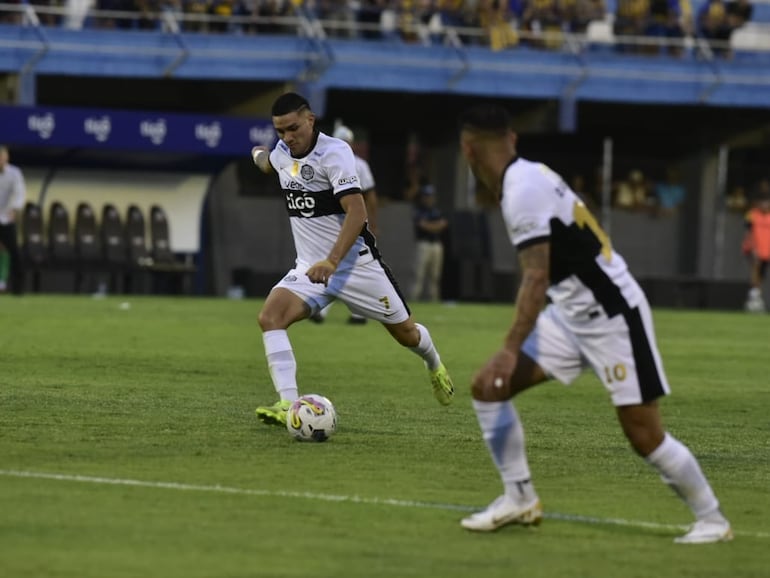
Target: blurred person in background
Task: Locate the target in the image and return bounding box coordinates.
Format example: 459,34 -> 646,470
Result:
563,0 -> 606,34
0,145 -> 26,296
311,123 -> 380,324
411,183 -> 448,302
614,0 -> 651,52
697,0 -> 732,56
614,169 -> 651,212
726,184 -> 748,212
644,0 -> 688,56
456,103 -> 732,544
654,166 -> 686,216
742,179 -> 770,313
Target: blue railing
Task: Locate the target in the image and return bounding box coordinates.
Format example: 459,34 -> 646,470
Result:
1,2 -> 769,109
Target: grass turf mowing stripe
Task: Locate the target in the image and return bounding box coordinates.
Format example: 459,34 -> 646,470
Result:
2,469 -> 765,539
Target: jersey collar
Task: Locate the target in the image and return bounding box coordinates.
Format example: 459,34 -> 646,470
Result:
499,155 -> 519,200
291,130 -> 321,160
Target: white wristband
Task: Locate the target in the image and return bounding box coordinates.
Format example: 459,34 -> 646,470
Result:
252,149 -> 265,165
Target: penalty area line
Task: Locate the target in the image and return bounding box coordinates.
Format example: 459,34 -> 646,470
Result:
1,469 -> 765,539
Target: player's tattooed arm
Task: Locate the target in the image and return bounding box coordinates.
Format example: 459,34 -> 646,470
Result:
504,240 -> 550,354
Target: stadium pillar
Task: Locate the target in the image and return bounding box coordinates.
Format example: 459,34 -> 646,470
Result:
558,96 -> 577,133
4,73 -> 36,105
295,83 -> 327,118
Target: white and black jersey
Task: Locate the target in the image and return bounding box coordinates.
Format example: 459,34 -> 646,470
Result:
502,157 -> 645,319
354,155 -> 375,193
269,131 -> 378,271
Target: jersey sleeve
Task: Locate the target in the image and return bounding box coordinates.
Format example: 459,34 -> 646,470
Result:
325,145 -> 362,196
11,167 -> 26,209
503,173 -> 554,250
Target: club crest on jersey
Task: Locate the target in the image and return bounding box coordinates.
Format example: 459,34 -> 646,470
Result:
300,165 -> 315,180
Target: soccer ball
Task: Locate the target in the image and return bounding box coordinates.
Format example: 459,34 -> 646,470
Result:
286,394 -> 337,442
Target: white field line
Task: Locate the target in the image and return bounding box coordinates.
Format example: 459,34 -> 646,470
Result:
1,469 -> 767,539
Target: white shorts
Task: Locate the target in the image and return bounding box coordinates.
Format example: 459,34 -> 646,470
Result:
521,300 -> 670,406
272,259 -> 411,324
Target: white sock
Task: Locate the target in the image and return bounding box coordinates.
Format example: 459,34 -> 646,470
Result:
262,330 -> 299,402
645,433 -> 723,521
408,323 -> 441,371
472,400 -> 537,503
318,302 -> 333,319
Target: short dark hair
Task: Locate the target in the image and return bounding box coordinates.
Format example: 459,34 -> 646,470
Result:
272,92 -> 311,117
459,104 -> 513,135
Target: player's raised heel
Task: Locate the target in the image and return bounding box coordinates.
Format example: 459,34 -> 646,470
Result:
255,400 -> 292,426
461,495 -> 543,532
674,518 -> 733,544
430,364 -> 454,405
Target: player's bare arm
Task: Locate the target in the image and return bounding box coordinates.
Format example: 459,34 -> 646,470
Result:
251,146 -> 273,174
363,189 -> 379,235
472,240 -> 550,399
306,192 -> 367,286
504,240 -> 550,354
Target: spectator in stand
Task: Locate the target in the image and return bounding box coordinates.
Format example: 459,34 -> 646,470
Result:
654,167 -> 686,216
181,0 -> 208,31
644,0 -> 687,55
208,0 -> 239,32
28,0 -> 65,27
697,0 -> 732,56
480,0 -> 520,50
0,1 -> 23,24
356,0 -> 387,40
522,0 -> 563,49
252,0 -> 295,34
563,0 -> 606,34
614,0 -> 651,52
726,184 -> 748,212
135,0 -> 160,29
317,0 -> 357,38
95,0 -> 140,29
614,169 -> 651,211
726,0 -> 753,30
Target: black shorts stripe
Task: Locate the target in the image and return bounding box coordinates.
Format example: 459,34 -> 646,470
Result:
623,307 -> 666,403
375,257 -> 411,318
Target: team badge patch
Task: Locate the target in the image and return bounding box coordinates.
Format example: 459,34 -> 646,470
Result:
301,165 -> 315,180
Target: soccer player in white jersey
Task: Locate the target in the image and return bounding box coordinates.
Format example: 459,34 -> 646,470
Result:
250,92 -> 454,425
457,104 -> 732,544
309,123 -> 379,325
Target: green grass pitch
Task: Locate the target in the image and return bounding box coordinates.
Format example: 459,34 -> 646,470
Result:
0,295 -> 767,577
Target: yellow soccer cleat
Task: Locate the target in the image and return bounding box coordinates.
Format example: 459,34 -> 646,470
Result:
255,399 -> 292,426
430,363 -> 454,406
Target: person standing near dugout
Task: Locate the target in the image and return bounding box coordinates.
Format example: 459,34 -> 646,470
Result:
0,145 -> 26,296
742,181 -> 770,313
